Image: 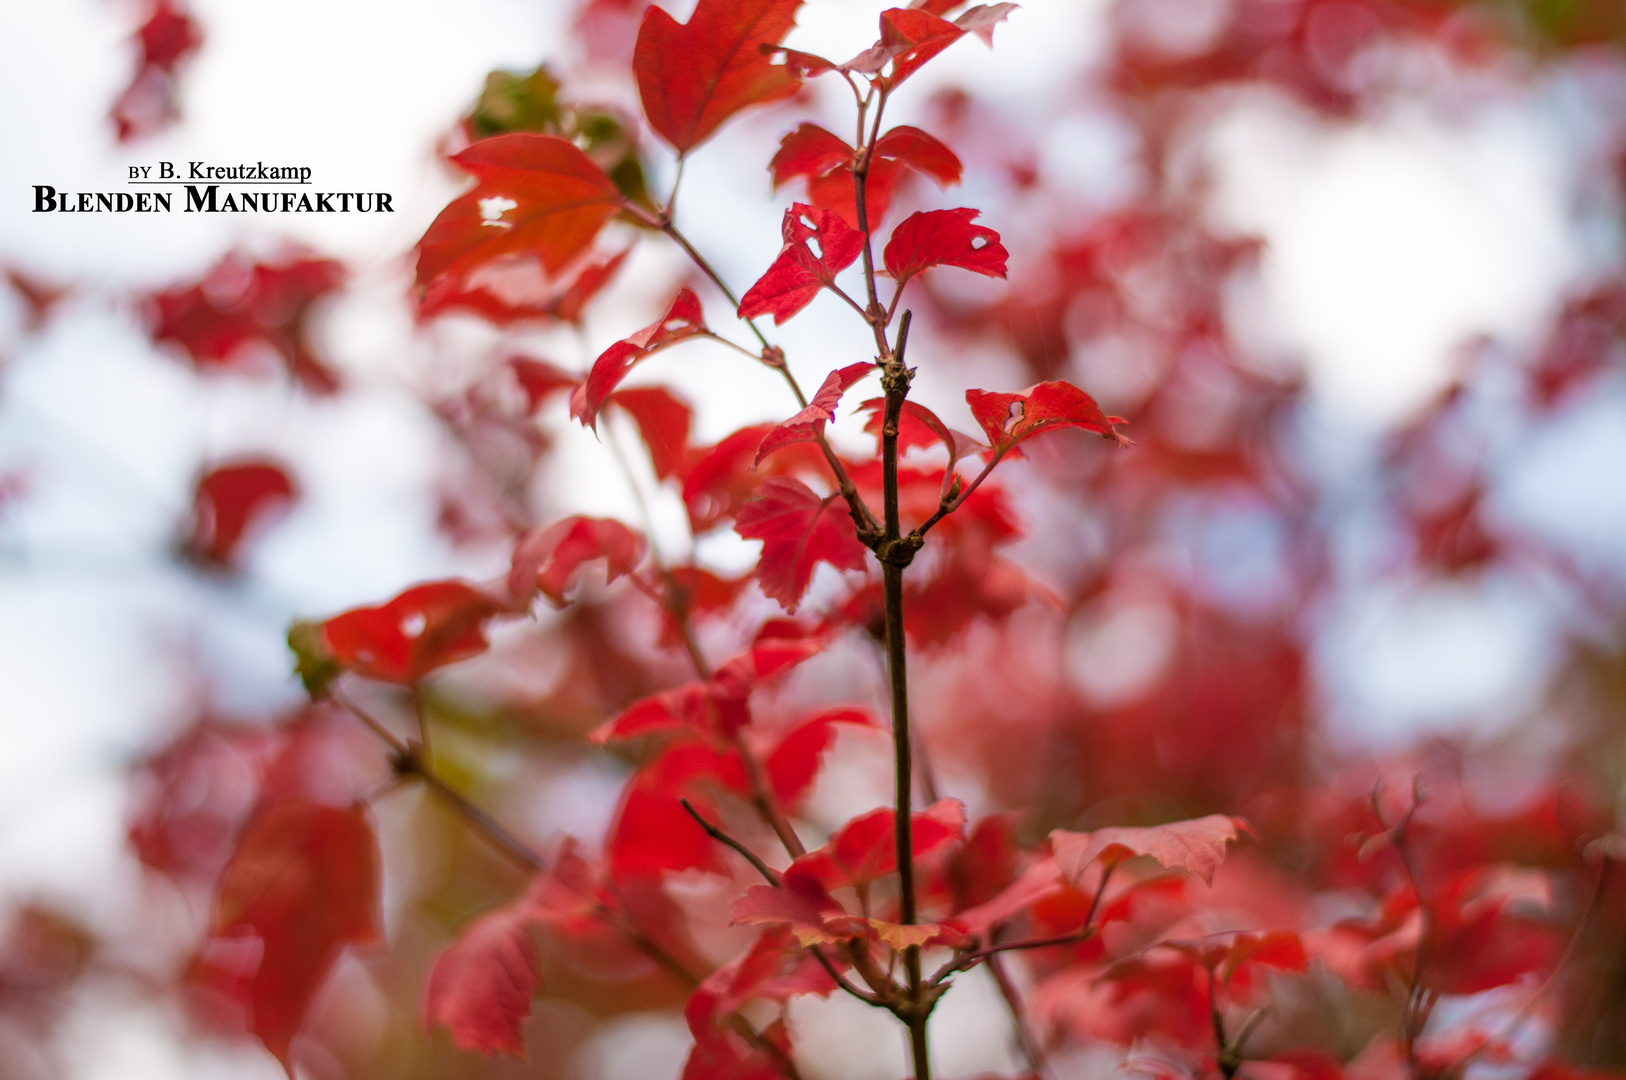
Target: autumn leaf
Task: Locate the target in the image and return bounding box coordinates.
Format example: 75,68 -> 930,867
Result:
111,0 -> 202,141
738,204 -> 865,324
791,798 -> 967,890
607,741 -> 750,881
680,424 -> 829,534
423,901 -> 541,1059
509,516 -> 646,605
1051,814 -> 1250,887
591,637 -> 825,742
966,380 -> 1130,456
734,476 -> 869,611
418,248 -> 630,327
755,362 -> 875,466
634,0 -> 804,152
765,707 -> 877,808
204,799 -> 380,1065
147,252 -> 345,393
843,4 -> 1016,87
571,288 -> 708,429
415,134 -> 623,301
732,870 -> 858,945
185,460 -> 297,568
612,385 -> 694,479
316,581 -> 507,685
884,207 -> 1008,284
507,356 -> 578,415
770,123 -> 963,229
856,398 -> 984,470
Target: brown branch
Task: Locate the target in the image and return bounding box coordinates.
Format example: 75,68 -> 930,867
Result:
682,799 -> 884,1007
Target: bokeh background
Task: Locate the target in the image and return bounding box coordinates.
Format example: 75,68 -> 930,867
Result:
4,0 -> 1626,1077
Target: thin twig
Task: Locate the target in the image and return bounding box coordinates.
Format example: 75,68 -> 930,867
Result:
681,798 -> 780,884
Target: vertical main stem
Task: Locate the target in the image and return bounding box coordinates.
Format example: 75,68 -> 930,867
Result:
880,313 -> 929,1080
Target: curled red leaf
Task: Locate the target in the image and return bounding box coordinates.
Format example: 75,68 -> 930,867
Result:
965,380 -> 1130,456
571,288 -> 708,429
1051,814 -> 1250,887
320,581 -> 507,684
755,362 -> 875,466
509,516 -> 646,606
791,798 -> 967,891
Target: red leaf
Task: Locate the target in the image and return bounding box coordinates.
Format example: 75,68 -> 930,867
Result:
791,798 -> 966,890
734,476 -> 869,612
883,207 -> 1008,283
680,424 -> 828,534
612,386 -> 694,479
507,357 -> 578,415
607,741 -> 750,881
754,362 -> 875,466
205,799 -> 380,1064
766,707 -> 877,808
738,204 -> 865,324
947,813 -> 1022,911
592,638 -> 825,743
732,871 -> 858,945
571,288 -> 708,429
952,857 -> 1064,938
423,901 -> 540,1059
965,379 -> 1130,456
843,5 -> 1013,86
1051,814 -> 1250,887
509,517 -> 646,606
147,251 -> 345,393
111,1 -> 202,141
419,249 -> 630,327
683,424 -> 777,534
415,134 -> 622,300
634,0 -> 803,152
856,398 -> 983,468
321,581 -> 507,684
709,927 -> 840,1012
770,124 -> 961,230
128,720 -> 278,885
186,460 -> 297,568
872,125 -> 963,187
768,124 -> 854,190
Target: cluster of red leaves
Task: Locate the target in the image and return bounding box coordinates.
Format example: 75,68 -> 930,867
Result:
95,0 -> 1626,1077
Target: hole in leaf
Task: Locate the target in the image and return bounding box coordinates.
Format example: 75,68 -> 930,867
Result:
479,196 -> 517,222
400,612 -> 427,639
971,236 -> 987,250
